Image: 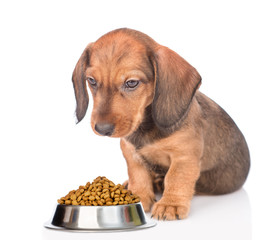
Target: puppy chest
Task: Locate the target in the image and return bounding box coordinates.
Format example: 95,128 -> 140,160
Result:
137,146 -> 170,174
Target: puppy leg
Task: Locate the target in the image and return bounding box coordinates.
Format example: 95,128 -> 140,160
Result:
152,158 -> 200,220
120,139 -> 155,212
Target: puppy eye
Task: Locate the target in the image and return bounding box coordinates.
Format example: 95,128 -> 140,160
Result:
87,77 -> 97,87
125,80 -> 140,89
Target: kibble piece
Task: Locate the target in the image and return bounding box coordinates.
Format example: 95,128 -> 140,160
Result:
84,191 -> 91,197
121,189 -> 128,194
76,190 -> 81,197
125,196 -> 131,201
89,196 -> 95,201
70,194 -> 77,201
103,194 -> 110,199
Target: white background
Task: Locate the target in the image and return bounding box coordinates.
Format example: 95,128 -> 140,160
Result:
0,0 -> 275,239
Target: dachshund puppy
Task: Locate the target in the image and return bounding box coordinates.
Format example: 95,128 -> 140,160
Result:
72,28 -> 250,220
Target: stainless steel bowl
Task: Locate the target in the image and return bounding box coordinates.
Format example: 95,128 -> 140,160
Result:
44,202 -> 156,232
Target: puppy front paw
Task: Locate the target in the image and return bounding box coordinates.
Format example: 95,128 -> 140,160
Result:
151,199 -> 190,220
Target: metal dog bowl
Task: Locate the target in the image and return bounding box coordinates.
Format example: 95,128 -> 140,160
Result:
44,202 -> 156,232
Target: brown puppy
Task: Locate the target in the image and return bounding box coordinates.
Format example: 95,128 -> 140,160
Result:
72,28 -> 250,220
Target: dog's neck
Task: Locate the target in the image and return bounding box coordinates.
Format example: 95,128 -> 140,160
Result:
125,105 -> 168,149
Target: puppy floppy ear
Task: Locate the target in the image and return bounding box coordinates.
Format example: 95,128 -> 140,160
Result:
72,43 -> 93,123
151,46 -> 201,131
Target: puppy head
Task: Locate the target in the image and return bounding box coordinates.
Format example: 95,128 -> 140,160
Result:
72,29 -> 156,137
72,28 -> 201,137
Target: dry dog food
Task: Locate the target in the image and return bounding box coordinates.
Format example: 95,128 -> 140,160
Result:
57,176 -> 140,206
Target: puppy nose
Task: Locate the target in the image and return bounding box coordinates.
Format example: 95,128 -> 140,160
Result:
95,123 -> 115,136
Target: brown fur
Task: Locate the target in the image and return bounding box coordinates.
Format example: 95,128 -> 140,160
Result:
72,28 -> 250,220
